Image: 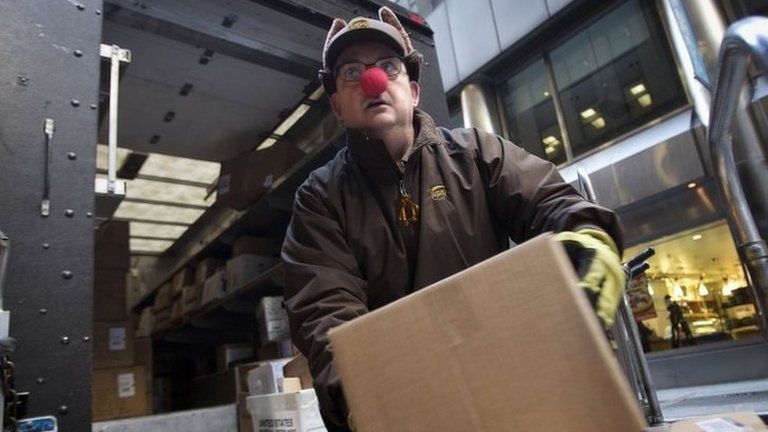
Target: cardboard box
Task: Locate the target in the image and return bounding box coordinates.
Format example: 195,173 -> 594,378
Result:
232,236 -> 280,258
238,392 -> 255,432
93,321 -> 135,369
92,365 -> 149,422
669,411 -> 767,431
152,307 -> 171,334
217,343 -> 255,371
170,298 -> 184,323
152,283 -> 173,311
172,266 -> 195,295
136,308 -> 154,338
95,220 -> 130,270
202,270 -> 227,305
195,257 -> 222,289
217,142 -> 304,211
328,235 -> 647,432
126,269 -> 148,311
257,340 -> 293,361
283,354 -> 313,390
94,269 -> 128,321
226,254 -> 277,291
182,285 -> 201,315
246,389 -> 326,432
256,296 -> 289,345
246,359 -> 291,396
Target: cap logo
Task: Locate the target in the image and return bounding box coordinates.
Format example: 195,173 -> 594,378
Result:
430,185 -> 447,201
349,19 -> 369,29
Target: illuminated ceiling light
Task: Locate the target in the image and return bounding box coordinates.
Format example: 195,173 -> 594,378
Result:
698,281 -> 709,296
722,279 -> 738,296
545,146 -> 556,155
630,83 -> 646,95
274,104 -> 310,136
542,135 -> 558,145
638,94 -> 653,107
672,281 -> 685,299
647,282 -> 654,296
692,234 -> 703,240
543,91 -> 550,97
688,182 -> 697,189
257,137 -> 278,151
580,107 -> 597,119
591,117 -> 606,129
308,87 -> 325,101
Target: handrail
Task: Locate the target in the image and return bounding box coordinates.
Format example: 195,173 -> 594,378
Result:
708,16 -> 768,337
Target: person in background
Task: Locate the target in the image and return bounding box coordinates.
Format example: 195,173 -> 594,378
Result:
665,295 -> 696,348
282,7 -> 627,431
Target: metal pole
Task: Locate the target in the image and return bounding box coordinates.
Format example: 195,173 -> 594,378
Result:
577,169 -> 664,425
707,17 -> 768,338
460,82 -> 497,134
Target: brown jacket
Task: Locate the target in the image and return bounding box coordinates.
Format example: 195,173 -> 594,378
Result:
282,110 -> 621,431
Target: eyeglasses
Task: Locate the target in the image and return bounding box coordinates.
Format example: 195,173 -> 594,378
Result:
335,57 -> 405,83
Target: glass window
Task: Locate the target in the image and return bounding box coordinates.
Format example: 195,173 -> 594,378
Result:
624,222 -> 758,353
549,0 -> 686,157
500,59 -> 566,165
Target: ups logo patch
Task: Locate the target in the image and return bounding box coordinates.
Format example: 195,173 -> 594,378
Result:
350,19 -> 369,29
430,185 -> 447,201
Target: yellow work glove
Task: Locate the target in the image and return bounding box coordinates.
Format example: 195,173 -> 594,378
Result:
554,229 -> 625,328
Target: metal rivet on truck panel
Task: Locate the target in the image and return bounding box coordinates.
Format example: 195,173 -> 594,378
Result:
70,99 -> 80,107
60,336 -> 70,345
62,270 -> 73,279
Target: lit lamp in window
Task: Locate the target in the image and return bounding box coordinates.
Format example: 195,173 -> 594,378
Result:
698,277 -> 709,297
629,82 -> 653,108
541,135 -> 561,156
580,107 -> 606,129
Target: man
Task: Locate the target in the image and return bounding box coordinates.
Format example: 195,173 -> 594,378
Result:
282,7 -> 625,431
664,295 -> 696,348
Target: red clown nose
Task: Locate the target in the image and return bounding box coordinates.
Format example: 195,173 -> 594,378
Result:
360,67 -> 388,96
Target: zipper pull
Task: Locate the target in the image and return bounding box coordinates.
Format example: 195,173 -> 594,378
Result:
398,179 -> 419,227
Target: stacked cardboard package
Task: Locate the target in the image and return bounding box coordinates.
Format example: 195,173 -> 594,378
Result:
92,221 -> 151,422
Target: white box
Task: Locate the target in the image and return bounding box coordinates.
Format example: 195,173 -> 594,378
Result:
201,270 -> 227,305
256,296 -> 290,344
246,389 -> 327,432
247,358 -> 291,396
226,254 -> 276,291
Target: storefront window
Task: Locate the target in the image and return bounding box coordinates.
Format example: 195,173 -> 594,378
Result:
499,59 -> 566,165
548,0 -> 686,157
624,222 -> 759,353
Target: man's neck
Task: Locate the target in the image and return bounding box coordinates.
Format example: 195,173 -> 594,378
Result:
365,123 -> 414,162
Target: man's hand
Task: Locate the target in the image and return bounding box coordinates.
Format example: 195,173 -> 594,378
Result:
555,229 -> 625,328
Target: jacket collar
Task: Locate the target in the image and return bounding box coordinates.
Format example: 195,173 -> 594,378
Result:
346,109 -> 441,175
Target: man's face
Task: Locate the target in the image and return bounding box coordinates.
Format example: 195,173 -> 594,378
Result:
329,41 -> 420,136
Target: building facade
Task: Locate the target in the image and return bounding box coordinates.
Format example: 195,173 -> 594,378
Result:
423,0 -> 768,390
